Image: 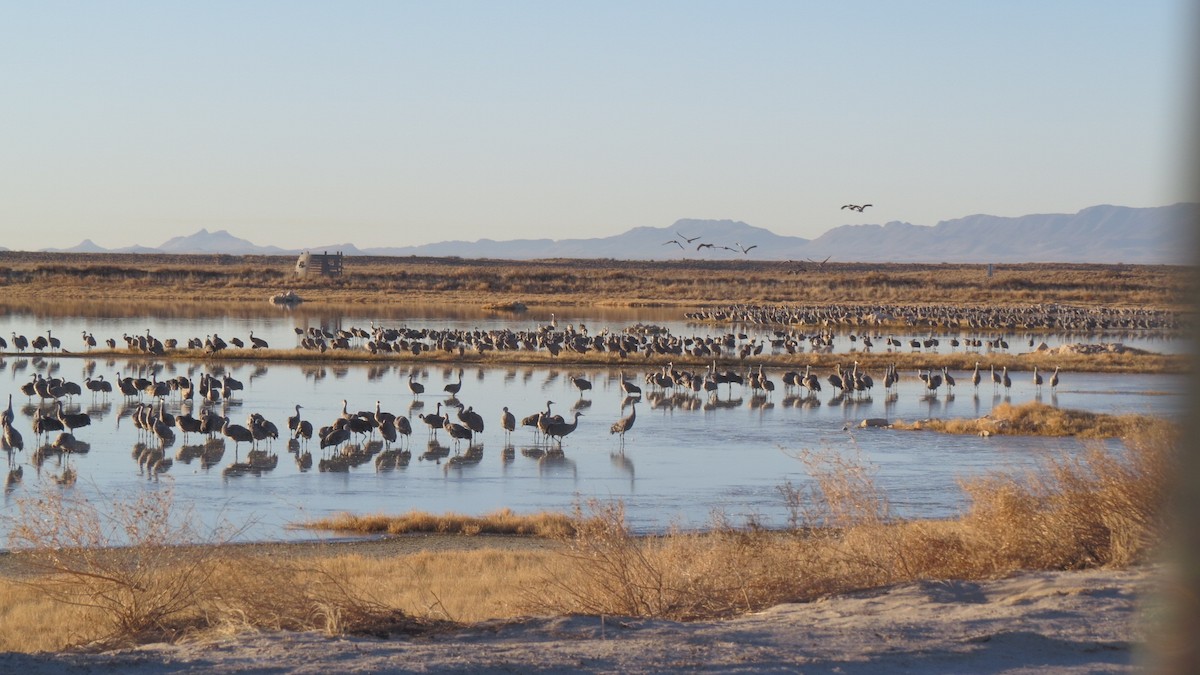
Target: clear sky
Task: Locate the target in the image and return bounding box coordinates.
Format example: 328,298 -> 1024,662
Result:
0,1 -> 1194,250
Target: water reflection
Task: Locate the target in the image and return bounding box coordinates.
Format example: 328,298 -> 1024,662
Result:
0,349 -> 1186,543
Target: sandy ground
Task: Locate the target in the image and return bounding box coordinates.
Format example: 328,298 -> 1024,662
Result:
0,565 -> 1162,674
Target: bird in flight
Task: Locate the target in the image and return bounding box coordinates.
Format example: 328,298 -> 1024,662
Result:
807,255 -> 832,268
841,204 -> 873,212
663,239 -> 685,249
736,242 -> 758,254
696,242 -> 715,250
677,232 -> 702,244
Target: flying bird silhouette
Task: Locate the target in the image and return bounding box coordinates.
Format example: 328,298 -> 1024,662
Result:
696,242 -> 715,250
737,243 -> 758,254
677,232 -> 702,244
662,239 -> 685,250
841,203 -> 873,212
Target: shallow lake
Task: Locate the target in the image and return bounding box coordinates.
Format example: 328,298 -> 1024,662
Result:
0,304 -> 1187,546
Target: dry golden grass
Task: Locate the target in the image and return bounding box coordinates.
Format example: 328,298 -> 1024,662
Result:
0,419 -> 1177,652
891,401 -> 1160,437
302,508 -> 577,538
0,251 -> 1190,309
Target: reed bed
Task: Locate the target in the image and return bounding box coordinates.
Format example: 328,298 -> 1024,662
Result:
890,401 -> 1161,437
0,420 -> 1175,651
301,509 -> 577,538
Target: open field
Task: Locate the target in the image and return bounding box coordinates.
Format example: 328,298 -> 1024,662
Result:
0,252 -> 1192,309
0,252 -> 1193,670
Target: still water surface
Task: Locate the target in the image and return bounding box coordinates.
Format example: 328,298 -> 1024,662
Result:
0,304 -> 1187,546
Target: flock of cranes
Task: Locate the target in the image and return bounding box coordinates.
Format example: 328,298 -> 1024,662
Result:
662,202 -> 877,254
0,313 -> 1092,491
663,232 -> 758,254
0,327 -> 1080,490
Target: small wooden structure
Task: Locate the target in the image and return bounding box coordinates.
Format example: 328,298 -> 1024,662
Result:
295,251 -> 344,277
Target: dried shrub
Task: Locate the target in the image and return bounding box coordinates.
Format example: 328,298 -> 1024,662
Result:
4,487 -> 428,649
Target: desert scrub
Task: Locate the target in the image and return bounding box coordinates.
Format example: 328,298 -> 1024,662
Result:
2,487 -> 428,650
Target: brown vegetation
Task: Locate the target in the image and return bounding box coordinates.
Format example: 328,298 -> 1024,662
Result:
0,421 -> 1174,651
890,401 -> 1161,437
301,508 -> 577,538
0,252 -> 1190,309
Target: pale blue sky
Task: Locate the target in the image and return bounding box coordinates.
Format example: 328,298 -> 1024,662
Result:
0,1 -> 1194,250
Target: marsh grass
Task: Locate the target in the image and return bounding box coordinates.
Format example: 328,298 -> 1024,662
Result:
891,401 -> 1159,437
527,422 -> 1175,620
301,508 -> 577,537
0,419 -> 1176,651
1,488 -> 434,651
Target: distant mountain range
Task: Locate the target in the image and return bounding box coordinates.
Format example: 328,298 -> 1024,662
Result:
23,203 -> 1198,264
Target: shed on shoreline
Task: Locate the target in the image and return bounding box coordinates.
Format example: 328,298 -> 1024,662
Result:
295,251 -> 344,277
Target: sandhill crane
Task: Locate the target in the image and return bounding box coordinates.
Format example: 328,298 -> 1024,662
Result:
2,421 -> 23,452
85,376 -> 112,397
443,417 -> 473,448
221,416 -> 255,451
296,419 -> 314,445
443,371 -> 463,397
501,406 -> 516,441
223,374 -> 244,394
47,330 -> 61,351
1049,366 -> 1061,392
1,394 -> 13,428
56,401 -> 91,433
572,375 -> 592,398
610,400 -> 636,446
971,362 -> 982,390
394,416 -> 412,448
418,402 -> 446,437
378,417 -> 397,446
288,405 -> 304,437
11,333 -> 28,353
176,413 -> 202,442
408,372 -> 425,396
152,414 -> 175,448
1033,366 -> 1043,392
249,413 -> 279,445
827,366 -> 844,395
319,425 -> 350,451
881,363 -> 897,392
990,364 -> 1001,392
33,413 -> 64,440
620,376 -> 642,397
522,400 -> 555,438
249,330 -> 269,349
802,365 -> 822,395
1002,366 -> 1012,393
543,412 -> 583,445
942,367 -> 955,393
81,331 -> 97,351
457,405 -> 484,435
